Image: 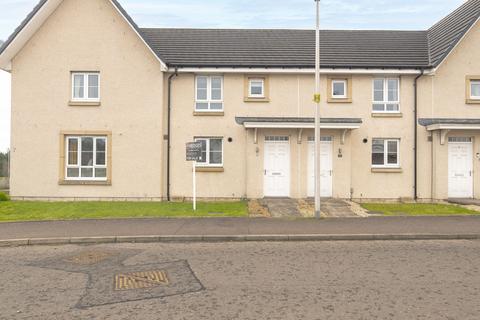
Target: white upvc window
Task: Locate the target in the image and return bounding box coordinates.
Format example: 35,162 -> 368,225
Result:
331,79 -> 347,99
195,75 -> 223,111
471,80 -> 480,99
72,72 -> 100,101
194,137 -> 223,167
372,139 -> 400,168
372,78 -> 400,112
248,78 -> 265,98
65,136 -> 107,180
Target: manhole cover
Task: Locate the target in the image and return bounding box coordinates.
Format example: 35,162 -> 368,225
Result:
115,270 -> 169,291
66,251 -> 115,265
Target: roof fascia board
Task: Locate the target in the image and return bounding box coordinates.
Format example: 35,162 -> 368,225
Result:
0,0 -> 62,71
108,0 -> 167,71
170,67 -> 425,75
243,122 -> 361,129
426,123 -> 480,131
432,15 -> 480,72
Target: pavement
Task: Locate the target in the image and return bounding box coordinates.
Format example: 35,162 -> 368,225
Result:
0,240 -> 479,319
1,216 -> 480,246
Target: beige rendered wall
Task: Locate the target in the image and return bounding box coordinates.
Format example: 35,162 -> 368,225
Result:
417,21 -> 480,200
168,73 -> 416,200
10,0 -> 165,199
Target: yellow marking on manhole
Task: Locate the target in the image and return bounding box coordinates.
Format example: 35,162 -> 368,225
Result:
65,251 -> 114,265
114,270 -> 169,291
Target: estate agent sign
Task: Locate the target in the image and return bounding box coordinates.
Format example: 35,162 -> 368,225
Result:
186,142 -> 202,161
186,142 -> 202,210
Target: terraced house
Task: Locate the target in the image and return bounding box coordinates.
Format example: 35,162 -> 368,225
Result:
0,0 -> 480,201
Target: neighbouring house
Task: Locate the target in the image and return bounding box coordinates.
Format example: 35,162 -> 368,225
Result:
0,0 -> 479,201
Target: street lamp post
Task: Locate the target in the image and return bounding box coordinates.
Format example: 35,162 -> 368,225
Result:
314,0 -> 321,218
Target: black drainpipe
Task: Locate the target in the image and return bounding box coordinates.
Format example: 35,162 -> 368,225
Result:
167,67 -> 178,201
414,69 -> 425,201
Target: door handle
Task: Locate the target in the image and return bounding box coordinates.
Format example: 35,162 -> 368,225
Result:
264,170 -> 267,175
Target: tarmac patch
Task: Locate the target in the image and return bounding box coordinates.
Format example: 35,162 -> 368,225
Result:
27,248 -> 204,308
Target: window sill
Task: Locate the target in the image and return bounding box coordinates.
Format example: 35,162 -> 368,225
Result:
371,168 -> 402,173
327,97 -> 352,103
193,111 -> 224,116
59,180 -> 111,186
69,101 -> 101,107
195,167 -> 224,172
371,112 -> 403,118
466,99 -> 480,104
244,97 -> 270,103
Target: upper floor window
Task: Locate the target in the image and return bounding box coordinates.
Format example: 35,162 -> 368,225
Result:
65,136 -> 107,180
372,138 -> 400,168
471,80 -> 480,99
331,79 -> 347,99
195,75 -> 223,111
194,137 -> 223,167
372,78 -> 399,112
248,78 -> 265,98
72,72 -> 100,101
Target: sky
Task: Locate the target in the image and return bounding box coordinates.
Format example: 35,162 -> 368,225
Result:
0,0 -> 468,152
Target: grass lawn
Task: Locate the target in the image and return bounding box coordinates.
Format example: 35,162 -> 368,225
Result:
361,203 -> 480,216
0,201 -> 248,222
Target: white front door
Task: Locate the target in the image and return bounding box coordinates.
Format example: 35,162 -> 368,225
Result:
308,137 -> 333,197
264,136 -> 290,197
448,137 -> 473,198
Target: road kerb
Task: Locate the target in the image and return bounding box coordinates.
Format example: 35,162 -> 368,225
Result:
159,235 -> 204,242
70,236 -> 116,244
116,236 -> 160,243
0,233 -> 479,247
0,239 -> 29,247
28,238 -> 71,245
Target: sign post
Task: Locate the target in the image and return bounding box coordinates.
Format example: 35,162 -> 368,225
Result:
186,142 -> 203,211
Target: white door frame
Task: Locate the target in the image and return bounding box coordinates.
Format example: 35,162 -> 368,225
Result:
308,137 -> 333,198
448,137 -> 473,198
263,136 -> 291,197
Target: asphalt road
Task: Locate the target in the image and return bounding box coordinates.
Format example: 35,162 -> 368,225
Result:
0,240 -> 479,319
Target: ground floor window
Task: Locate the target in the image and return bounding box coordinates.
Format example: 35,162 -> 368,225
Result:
65,136 -> 108,180
194,137 -> 223,167
372,138 -> 400,167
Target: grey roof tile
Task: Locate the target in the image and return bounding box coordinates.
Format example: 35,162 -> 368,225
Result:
428,0 -> 480,67
1,0 -> 479,70
141,28 -> 430,69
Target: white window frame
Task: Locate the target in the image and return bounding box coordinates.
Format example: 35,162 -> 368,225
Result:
71,72 -> 100,102
331,79 -> 347,99
248,78 -> 265,98
195,75 -> 224,112
65,136 -> 107,181
372,138 -> 400,168
372,78 -> 400,113
194,137 -> 224,167
471,80 -> 480,99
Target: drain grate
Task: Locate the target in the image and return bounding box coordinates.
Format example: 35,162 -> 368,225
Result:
114,270 -> 169,291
